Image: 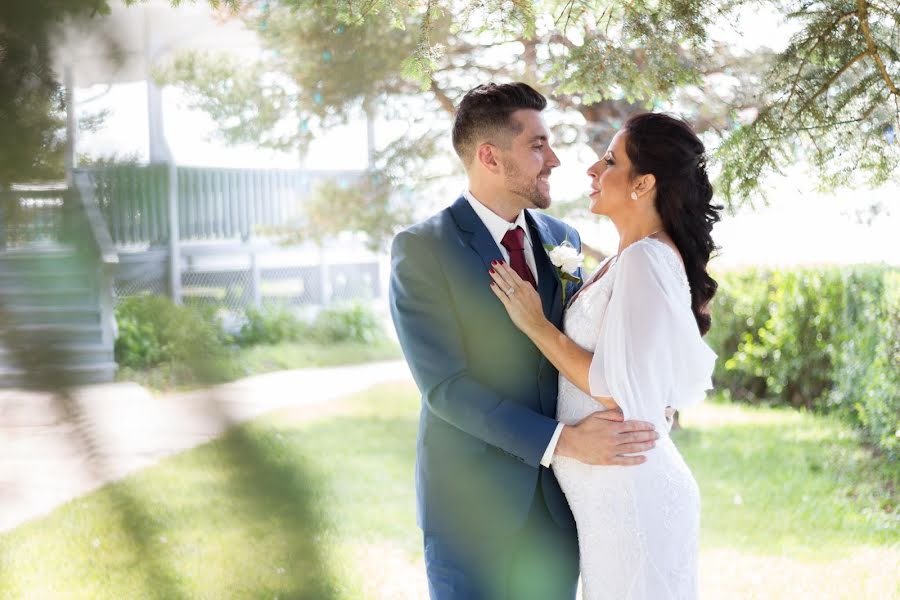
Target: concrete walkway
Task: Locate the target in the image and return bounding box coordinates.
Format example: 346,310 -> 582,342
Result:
0,360 -> 413,533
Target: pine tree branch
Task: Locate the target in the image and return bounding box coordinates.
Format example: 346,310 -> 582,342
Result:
859,97 -> 883,121
547,32 -> 578,51
522,37 -> 539,81
781,10 -> 858,113
858,0 -> 900,97
797,50 -> 869,115
430,79 -> 456,115
866,1 -> 895,15
555,0 -> 591,37
555,0 -> 577,31
604,5 -> 616,37
443,39 -> 524,55
431,63 -> 515,79
804,127 -> 827,159
755,116 -> 869,140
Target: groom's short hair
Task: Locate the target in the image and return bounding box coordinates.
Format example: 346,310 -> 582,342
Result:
452,82 -> 547,166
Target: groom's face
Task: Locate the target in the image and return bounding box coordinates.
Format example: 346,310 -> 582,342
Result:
495,109 -> 560,210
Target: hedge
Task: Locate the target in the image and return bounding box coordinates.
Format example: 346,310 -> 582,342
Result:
706,265 -> 900,458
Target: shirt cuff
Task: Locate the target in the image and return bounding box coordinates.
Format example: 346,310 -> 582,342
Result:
540,423 -> 565,468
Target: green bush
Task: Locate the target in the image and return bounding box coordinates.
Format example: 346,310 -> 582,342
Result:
115,317 -> 165,369
708,266 -> 900,458
234,305 -> 308,347
842,271 -> 900,458
232,303 -> 384,346
310,303 -> 384,344
115,295 -> 237,384
704,268 -> 771,401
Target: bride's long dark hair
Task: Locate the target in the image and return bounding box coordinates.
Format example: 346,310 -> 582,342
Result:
623,113 -> 722,335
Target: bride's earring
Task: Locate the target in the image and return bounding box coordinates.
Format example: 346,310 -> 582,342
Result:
630,191 -> 638,201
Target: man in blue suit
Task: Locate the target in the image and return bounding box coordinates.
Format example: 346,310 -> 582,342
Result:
389,82 -> 659,600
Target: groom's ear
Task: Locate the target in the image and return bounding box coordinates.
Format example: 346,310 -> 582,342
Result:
476,143 -> 502,174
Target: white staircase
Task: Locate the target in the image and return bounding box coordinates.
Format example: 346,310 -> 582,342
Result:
0,246 -> 117,387
1,178 -> 119,389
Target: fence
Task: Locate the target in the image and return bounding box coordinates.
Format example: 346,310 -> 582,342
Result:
3,166 -> 379,312
114,244 -> 383,313
76,165 -> 361,247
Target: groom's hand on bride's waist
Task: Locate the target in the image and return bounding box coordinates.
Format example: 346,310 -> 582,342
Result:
554,410 -> 658,466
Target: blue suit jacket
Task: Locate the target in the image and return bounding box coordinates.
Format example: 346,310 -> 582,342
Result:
390,196 -> 584,535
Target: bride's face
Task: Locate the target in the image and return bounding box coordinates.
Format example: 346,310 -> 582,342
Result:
587,129 -> 632,216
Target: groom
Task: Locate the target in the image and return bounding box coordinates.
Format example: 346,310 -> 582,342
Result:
389,82 -> 660,600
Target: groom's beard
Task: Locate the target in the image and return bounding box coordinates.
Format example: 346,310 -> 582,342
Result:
501,158 -> 551,210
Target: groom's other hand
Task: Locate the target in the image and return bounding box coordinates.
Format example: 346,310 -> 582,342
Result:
554,410 -> 658,466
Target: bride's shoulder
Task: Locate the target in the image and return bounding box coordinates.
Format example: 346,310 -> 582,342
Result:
619,237 -> 667,264
618,238 -> 687,283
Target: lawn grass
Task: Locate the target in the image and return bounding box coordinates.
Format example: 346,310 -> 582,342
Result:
1,384 -> 897,599
679,399 -> 899,598
117,339 -> 403,392
237,339 -> 403,373
681,400 -> 898,556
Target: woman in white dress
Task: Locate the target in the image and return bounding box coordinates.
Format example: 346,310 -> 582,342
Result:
489,113 -> 721,600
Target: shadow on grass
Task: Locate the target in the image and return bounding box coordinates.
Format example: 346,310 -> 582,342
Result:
269,413 -> 420,549
1,302 -> 340,598
200,425 -> 341,599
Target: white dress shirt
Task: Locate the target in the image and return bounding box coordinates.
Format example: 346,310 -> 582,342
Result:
463,190 -> 565,468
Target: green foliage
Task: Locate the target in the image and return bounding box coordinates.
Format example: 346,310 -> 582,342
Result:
115,317 -> 166,368
298,178 -> 405,251
703,268 -> 772,399
7,0 -> 900,211
548,1 -> 710,105
115,298 -> 388,389
717,1 -> 900,203
157,2 -> 421,153
233,303 -> 386,346
75,151 -> 143,167
310,303 -> 385,344
0,1 -> 107,185
155,51 -> 307,153
708,266 -> 900,457
114,295 -> 237,384
833,271 -> 900,457
168,0 -> 728,147
163,0 -> 751,244
234,304 -> 309,347
285,132 -> 435,250
0,0 -> 238,186
162,0 -> 900,215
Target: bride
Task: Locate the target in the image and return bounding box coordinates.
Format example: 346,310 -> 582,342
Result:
489,112 -> 721,600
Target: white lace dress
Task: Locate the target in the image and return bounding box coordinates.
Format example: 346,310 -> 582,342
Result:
553,238 -> 717,600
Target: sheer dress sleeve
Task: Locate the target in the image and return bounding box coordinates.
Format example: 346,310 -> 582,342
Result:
588,241 -> 716,431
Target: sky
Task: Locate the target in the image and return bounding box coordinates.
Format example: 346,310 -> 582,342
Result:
72,2 -> 900,267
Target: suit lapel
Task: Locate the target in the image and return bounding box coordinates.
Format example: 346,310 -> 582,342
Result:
450,198 -> 563,324
525,210 -> 565,417
449,196 -> 504,272
525,210 -> 563,326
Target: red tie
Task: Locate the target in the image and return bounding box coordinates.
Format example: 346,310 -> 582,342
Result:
501,226 -> 537,289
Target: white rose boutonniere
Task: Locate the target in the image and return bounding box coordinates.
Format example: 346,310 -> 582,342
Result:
544,240 -> 584,306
